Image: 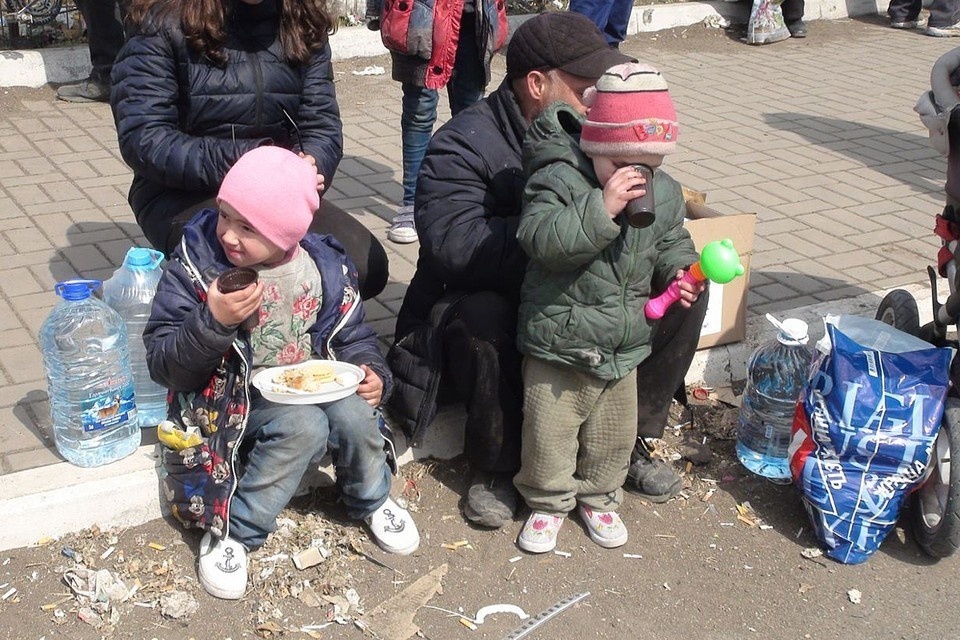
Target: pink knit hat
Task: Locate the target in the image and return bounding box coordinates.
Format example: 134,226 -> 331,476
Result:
580,62 -> 678,158
217,146 -> 319,252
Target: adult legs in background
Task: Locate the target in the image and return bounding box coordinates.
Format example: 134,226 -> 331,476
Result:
58,0 -> 125,102
389,84 -> 439,244
887,0 -> 921,27
388,15 -> 486,244
780,0 -> 807,37
926,0 -> 960,34
442,291 -> 523,528
154,198 -> 389,300
569,0 -> 634,46
625,290 -> 709,502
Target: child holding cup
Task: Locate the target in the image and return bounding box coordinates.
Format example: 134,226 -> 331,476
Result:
144,146 -> 419,601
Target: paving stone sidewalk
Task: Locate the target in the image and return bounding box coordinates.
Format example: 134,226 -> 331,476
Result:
0,19 -> 954,476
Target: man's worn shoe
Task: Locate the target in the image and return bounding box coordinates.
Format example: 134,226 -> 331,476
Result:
198,532 -> 248,600
578,505 -> 628,549
517,512 -> 564,553
365,497 -> 420,555
890,19 -> 919,28
463,471 -> 518,528
926,20 -> 960,36
387,205 -> 418,244
56,77 -> 110,103
624,443 -> 682,503
786,20 -> 807,37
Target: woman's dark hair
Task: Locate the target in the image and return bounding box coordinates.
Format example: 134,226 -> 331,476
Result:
126,0 -> 336,65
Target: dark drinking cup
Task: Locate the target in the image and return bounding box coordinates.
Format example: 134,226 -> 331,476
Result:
217,267 -> 260,331
623,164 -> 655,228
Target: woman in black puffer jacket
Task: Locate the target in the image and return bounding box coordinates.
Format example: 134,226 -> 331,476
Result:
111,0 -> 389,298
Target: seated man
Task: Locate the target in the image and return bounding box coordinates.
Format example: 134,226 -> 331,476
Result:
387,11 -> 708,528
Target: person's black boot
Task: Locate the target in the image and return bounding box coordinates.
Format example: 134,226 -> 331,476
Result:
463,470 -> 518,528
624,440 -> 682,503
57,77 -> 110,103
787,20 -> 808,38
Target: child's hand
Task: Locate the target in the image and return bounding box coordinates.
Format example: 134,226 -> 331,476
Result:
673,269 -> 706,308
208,278 -> 263,328
602,165 -> 647,219
357,365 -> 383,407
298,152 -> 326,193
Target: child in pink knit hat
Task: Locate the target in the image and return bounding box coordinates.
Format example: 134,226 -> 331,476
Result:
144,146 -> 420,601
512,62 -> 707,554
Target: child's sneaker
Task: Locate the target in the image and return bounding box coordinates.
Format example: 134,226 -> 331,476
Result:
578,505 -> 628,549
365,497 -> 420,555
387,205 -> 418,244
198,532 -> 248,599
517,512 -> 564,553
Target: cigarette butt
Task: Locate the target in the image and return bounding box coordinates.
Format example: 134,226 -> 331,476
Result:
100,546 -> 116,560
684,461 -> 693,474
35,536 -> 55,547
509,556 -> 523,563
459,618 -> 478,630
1,588 -> 16,601
622,553 -> 643,559
553,550 -> 571,558
148,542 -> 166,551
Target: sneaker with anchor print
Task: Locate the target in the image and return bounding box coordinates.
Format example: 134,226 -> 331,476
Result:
198,532 -> 248,599
365,496 -> 421,555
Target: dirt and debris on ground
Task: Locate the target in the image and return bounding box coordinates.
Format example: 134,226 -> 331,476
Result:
4,385 -> 960,639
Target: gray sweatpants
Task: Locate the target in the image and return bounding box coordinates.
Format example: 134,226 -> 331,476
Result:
514,356 -> 637,515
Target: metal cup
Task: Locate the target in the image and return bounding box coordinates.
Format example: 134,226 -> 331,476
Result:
623,164 -> 655,228
217,267 -> 260,331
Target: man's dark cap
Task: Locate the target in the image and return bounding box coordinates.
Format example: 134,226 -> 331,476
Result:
506,12 -> 635,80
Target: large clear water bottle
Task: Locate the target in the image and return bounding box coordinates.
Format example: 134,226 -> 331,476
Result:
736,315 -> 813,482
103,248 -> 167,428
40,280 -> 141,467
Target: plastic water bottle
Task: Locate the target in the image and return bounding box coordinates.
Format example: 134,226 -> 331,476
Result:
736,315 -> 813,482
40,280 -> 141,467
103,248 -> 167,428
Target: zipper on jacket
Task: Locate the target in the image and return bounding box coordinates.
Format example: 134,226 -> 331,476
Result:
252,50 -> 265,127
180,247 -> 251,542
615,228 -> 640,379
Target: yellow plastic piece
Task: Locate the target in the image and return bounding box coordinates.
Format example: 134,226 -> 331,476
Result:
157,421 -> 203,450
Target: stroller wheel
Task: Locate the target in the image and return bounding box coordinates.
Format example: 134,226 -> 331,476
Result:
876,289 -> 921,337
912,398 -> 960,558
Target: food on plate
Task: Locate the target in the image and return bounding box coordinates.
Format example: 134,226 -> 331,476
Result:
274,362 -> 344,392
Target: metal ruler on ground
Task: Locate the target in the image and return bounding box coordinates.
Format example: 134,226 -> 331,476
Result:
502,591 -> 590,640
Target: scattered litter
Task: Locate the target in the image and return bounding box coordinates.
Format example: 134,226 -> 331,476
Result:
357,563 -> 447,639
800,547 -> 823,560
623,553 -> 643,559
293,545 -> 330,570
702,488 -> 716,501
352,65 -> 385,76
720,522 -> 735,527
147,542 -> 166,551
61,547 -> 82,563
100,546 -> 116,560
847,589 -> 862,605
441,540 -> 472,551
460,618 -> 478,630
553,550 -> 571,558
654,534 -> 676,539
735,501 -> 768,528
159,590 -> 199,620
508,556 -> 523,563
1,587 -> 16,601
63,568 -> 133,604
474,603 -> 528,624
798,583 -> 813,595
758,524 -> 774,530
662,582 -> 671,590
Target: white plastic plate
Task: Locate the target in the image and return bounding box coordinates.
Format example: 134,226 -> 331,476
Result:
252,360 -> 364,405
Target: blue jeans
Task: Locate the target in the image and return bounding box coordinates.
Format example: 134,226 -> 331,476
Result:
229,393 -> 392,549
400,16 -> 485,206
570,0 -> 634,46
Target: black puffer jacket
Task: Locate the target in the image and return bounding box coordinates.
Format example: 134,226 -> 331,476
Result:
387,78 -> 528,445
111,0 -> 343,251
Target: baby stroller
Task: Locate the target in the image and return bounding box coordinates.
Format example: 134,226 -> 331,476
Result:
875,47 -> 960,559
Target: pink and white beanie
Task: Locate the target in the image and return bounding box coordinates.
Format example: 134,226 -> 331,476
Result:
580,62 -> 678,158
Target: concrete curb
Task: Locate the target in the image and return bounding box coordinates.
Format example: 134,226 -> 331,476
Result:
0,281 -> 941,551
0,0 -> 889,88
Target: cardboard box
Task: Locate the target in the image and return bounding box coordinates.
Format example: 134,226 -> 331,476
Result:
683,199 -> 757,350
